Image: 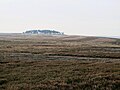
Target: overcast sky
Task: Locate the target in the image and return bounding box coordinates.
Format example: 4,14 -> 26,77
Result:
0,0 -> 120,36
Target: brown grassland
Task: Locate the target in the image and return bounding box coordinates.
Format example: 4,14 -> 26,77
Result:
0,34 -> 120,90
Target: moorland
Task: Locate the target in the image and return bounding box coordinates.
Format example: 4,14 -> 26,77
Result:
0,34 -> 120,90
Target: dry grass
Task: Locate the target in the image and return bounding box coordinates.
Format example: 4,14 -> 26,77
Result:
0,34 -> 120,90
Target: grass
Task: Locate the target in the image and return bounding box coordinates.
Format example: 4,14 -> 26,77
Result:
0,34 -> 120,90
0,60 -> 120,90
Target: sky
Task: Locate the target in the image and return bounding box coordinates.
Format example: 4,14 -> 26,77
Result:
0,0 -> 120,36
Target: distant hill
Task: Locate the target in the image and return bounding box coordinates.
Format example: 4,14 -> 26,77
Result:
23,30 -> 64,35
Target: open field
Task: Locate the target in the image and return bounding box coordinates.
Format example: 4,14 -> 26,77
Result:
0,34 -> 120,90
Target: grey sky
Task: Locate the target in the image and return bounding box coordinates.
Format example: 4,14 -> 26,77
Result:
0,0 -> 120,36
